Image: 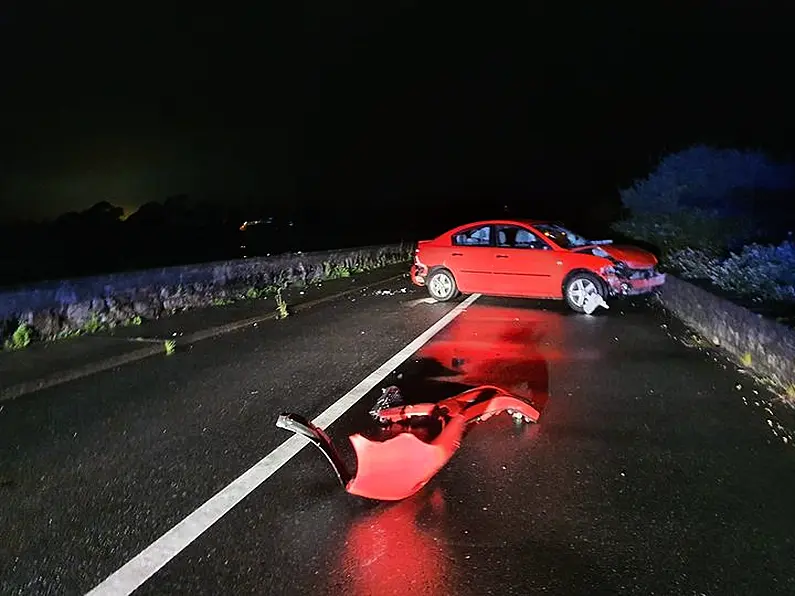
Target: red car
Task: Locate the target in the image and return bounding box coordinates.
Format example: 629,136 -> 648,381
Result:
410,219 -> 666,313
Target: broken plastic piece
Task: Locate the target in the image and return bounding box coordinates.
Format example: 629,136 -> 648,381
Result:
276,385 -> 540,501
582,292 -> 609,315
369,385 -> 404,420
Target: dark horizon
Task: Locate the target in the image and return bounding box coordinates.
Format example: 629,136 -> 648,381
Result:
2,3 -> 795,226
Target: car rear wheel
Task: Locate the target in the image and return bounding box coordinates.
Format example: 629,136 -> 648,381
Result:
564,272 -> 605,313
427,269 -> 458,301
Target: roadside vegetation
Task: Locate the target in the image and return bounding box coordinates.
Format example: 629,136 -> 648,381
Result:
612,145 -> 795,404
611,144 -> 795,324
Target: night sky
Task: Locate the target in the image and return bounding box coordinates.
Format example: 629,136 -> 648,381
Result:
1,2 -> 793,224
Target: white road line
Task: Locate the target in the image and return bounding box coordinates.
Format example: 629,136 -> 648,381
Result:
85,293 -> 481,596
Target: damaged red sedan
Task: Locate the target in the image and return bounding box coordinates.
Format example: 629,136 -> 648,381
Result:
410,219 -> 666,313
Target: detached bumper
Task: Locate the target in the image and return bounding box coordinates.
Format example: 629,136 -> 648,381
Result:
607,272 -> 666,296
410,264 -> 427,286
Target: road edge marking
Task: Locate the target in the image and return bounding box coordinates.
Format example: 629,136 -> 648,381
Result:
85,293 -> 481,596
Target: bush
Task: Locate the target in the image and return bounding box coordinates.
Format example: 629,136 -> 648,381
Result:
666,247 -> 722,279
669,241 -> 795,302
614,211 -> 753,257
611,145 -> 795,256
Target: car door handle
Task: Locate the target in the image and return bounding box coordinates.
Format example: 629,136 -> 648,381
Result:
496,254 -> 509,258
451,252 -> 463,256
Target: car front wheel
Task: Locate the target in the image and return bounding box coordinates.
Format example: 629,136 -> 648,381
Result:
564,272 -> 606,313
427,269 -> 458,301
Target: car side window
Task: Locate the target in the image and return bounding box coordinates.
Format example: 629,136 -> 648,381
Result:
495,225 -> 550,250
452,225 -> 492,246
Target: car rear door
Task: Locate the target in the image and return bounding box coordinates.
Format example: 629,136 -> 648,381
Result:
446,224 -> 502,292
490,224 -> 564,297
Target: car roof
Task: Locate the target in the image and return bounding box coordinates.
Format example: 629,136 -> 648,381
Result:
440,219 -> 552,237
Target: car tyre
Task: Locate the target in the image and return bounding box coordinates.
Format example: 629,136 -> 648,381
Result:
427,268 -> 458,302
564,272 -> 605,313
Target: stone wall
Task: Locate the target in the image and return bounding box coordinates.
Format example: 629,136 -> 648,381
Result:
0,243 -> 413,344
657,274 -> 795,394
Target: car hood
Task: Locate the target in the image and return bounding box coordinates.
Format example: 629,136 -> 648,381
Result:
597,244 -> 658,268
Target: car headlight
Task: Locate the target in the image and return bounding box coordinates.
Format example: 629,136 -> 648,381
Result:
613,261 -> 631,276
603,260 -> 630,277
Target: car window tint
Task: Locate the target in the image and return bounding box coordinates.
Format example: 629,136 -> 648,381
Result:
495,225 -> 549,249
452,225 -> 491,246
534,223 -> 589,248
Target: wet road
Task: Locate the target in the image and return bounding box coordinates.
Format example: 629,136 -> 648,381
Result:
1,278 -> 794,595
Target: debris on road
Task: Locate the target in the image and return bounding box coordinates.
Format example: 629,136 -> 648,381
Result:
583,292 -> 610,315
276,384 -> 541,501
372,288 -> 408,296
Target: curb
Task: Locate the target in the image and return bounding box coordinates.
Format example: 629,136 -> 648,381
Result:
656,274 -> 795,403
0,272 -> 409,402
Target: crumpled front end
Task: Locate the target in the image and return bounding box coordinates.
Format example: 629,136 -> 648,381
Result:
601,263 -> 666,296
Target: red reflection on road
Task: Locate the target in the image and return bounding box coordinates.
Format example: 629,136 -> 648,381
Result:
278,303 -> 558,504
325,305 -> 562,591
417,303 -> 559,412
336,490 -> 450,596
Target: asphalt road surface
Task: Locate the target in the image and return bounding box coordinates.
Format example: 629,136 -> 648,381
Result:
1,278 -> 794,595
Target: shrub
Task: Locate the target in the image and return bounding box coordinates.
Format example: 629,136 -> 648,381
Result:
669,241 -> 795,302
614,211 -> 752,257
666,247 -> 722,279
612,145 -> 795,256
3,323 -> 32,351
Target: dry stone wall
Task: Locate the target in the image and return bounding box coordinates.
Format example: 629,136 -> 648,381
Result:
657,274 -> 795,396
0,243 -> 413,345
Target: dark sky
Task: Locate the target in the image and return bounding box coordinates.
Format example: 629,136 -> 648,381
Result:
1,1 -> 794,223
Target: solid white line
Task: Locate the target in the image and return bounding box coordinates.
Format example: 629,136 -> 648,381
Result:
85,293 -> 481,596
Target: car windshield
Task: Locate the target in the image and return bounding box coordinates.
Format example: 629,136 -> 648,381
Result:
533,223 -> 591,249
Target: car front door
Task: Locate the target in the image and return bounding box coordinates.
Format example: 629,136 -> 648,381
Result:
490,224 -> 563,297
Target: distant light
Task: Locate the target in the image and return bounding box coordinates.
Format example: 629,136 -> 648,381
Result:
240,219 -> 263,231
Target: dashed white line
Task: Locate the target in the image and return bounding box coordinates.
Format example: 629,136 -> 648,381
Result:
85,293 -> 481,596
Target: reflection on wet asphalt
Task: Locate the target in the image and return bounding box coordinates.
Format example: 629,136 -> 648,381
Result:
138,292 -> 795,595
4,282 -> 795,596
320,302 -> 575,595
410,302 -> 556,407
